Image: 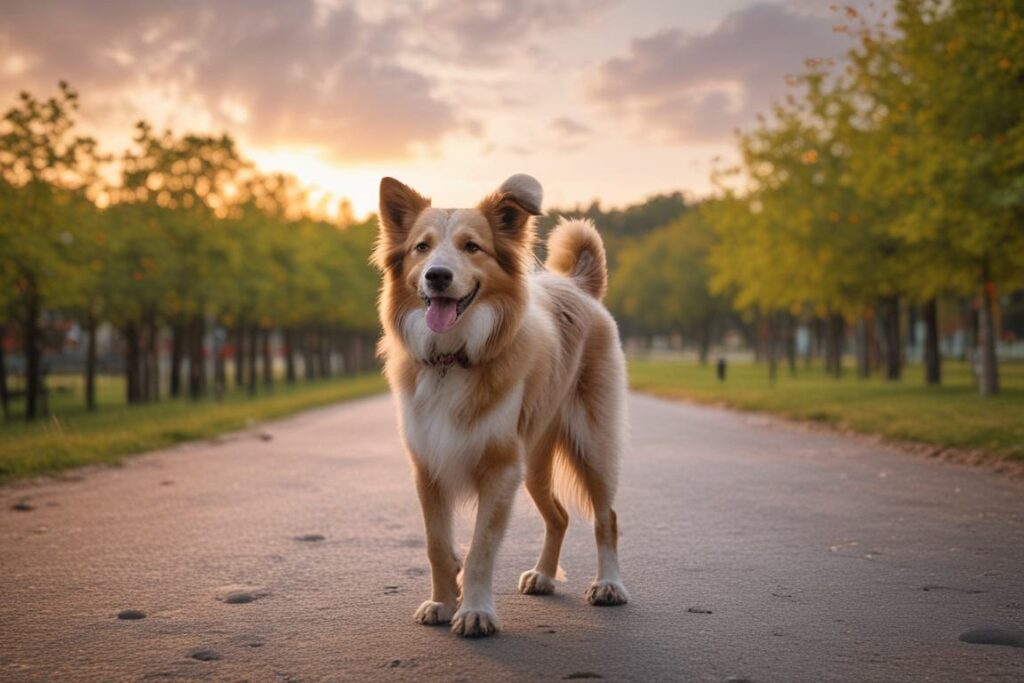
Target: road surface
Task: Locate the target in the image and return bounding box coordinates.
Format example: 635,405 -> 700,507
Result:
2,393 -> 1023,682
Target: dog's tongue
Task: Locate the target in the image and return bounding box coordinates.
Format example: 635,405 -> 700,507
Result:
426,298 -> 458,333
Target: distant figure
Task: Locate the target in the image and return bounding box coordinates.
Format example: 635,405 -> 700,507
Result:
716,357 -> 727,382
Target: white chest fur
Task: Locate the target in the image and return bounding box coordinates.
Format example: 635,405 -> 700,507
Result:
399,370 -> 524,494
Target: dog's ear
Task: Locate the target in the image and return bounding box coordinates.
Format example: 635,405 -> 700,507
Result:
379,177 -> 430,241
479,174 -> 543,241
374,177 -> 430,271
498,174 -> 543,216
478,174 -> 542,274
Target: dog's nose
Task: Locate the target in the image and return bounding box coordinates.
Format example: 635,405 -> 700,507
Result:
425,266 -> 453,292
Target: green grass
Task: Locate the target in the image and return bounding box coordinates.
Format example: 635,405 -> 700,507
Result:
0,373 -> 388,483
628,358 -> 1024,462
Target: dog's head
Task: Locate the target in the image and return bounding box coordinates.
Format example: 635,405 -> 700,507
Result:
373,174 -> 542,365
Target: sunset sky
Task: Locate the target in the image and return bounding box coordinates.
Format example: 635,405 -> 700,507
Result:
0,1 -> 857,218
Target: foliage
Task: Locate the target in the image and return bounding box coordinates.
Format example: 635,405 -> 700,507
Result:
608,211 -> 730,348
701,0 -> 1024,393
0,83 -> 381,418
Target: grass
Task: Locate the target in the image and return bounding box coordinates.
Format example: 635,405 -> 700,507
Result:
628,358 -> 1024,462
0,372 -> 388,483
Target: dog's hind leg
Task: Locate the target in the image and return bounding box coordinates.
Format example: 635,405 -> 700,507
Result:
412,463 -> 460,626
451,443 -> 522,638
575,453 -> 629,606
519,434 -> 568,595
560,409 -> 629,607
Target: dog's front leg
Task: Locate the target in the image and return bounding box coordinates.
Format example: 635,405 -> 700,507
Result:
412,462 -> 460,625
452,444 -> 522,638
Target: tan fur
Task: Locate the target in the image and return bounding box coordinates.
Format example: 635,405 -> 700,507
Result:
374,175 -> 629,638
545,217 -> 609,300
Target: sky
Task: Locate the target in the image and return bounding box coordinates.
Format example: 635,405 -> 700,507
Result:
0,0 -> 858,218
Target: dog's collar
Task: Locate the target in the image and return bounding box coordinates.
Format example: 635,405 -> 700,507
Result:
424,349 -> 470,377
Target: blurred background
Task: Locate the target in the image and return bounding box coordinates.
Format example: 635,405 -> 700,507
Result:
1,1 -> 1022,478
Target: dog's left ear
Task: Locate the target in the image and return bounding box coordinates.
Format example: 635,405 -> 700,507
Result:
479,174 -> 543,240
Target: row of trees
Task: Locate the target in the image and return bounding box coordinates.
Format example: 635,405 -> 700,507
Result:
608,0 -> 1024,395
0,83 -> 379,420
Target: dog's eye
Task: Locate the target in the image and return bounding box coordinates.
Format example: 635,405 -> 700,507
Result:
464,241 -> 480,254
414,242 -> 430,253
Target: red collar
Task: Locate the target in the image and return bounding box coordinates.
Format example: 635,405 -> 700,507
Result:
425,350 -> 470,371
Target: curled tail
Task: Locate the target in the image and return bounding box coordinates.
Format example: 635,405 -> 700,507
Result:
544,218 -> 608,299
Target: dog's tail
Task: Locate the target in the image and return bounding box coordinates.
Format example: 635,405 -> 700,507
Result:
545,217 -> 608,300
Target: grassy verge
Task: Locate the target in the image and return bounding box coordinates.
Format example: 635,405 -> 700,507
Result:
0,373 -> 388,483
628,358 -> 1024,462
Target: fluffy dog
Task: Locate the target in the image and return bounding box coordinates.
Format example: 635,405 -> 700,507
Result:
373,174 -> 628,638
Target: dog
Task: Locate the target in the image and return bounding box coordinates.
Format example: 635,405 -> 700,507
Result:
373,174 -> 628,638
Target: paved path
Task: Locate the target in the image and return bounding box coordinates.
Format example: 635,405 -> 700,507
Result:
2,393 -> 1023,682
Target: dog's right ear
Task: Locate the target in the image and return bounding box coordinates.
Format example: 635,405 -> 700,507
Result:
379,177 -> 431,241
374,177 -> 430,271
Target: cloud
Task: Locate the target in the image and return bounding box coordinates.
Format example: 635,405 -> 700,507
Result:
551,117 -> 591,137
397,0 -> 611,66
0,0 -> 460,161
549,116 -> 591,152
586,3 -> 851,143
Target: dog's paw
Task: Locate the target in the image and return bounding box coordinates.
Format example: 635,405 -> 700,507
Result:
414,600 -> 454,625
586,580 -> 629,606
451,607 -> 500,638
518,569 -> 556,595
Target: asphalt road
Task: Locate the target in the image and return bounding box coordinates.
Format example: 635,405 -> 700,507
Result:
2,392 -> 1023,682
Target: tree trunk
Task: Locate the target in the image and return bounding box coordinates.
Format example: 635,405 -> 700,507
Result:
977,264 -> 1000,396
319,328 -> 331,378
261,328 -> 273,388
22,290 -> 42,420
823,317 -> 835,376
304,330 -> 313,380
855,316 -> 870,379
188,316 -> 205,400
922,297 -> 941,386
784,314 -> 797,376
169,322 -> 184,397
146,317 -> 160,401
284,328 -> 297,384
213,326 -> 227,400
364,333 -> 378,370
962,297 -> 977,364
767,312 -> 778,385
867,311 -> 881,373
825,313 -> 844,379
0,324 -> 10,420
233,324 -> 245,391
879,296 -> 901,381
124,322 -> 141,404
804,318 -> 818,369
85,316 -> 97,410
247,324 -> 259,396
303,328 -> 316,380
697,319 -> 711,366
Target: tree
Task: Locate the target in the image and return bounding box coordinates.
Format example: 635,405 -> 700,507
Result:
117,122 -> 246,401
0,83 -> 100,418
609,209 -> 731,362
850,0 -> 1024,394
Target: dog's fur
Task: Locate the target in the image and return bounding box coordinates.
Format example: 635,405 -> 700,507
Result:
373,174 -> 628,638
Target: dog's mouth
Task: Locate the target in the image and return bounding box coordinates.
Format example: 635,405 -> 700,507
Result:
422,282 -> 479,334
